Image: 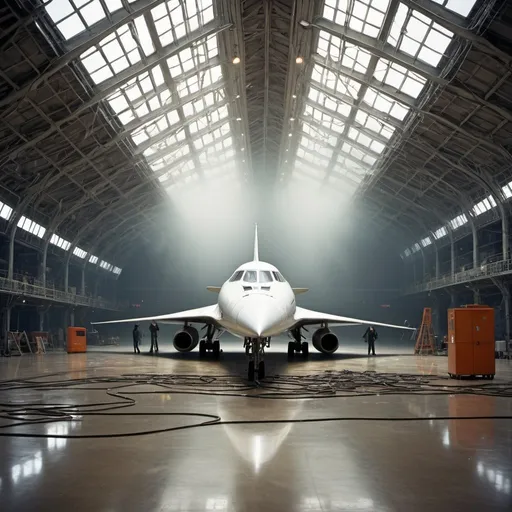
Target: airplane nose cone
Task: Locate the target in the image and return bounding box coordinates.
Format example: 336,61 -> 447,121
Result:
237,295 -> 284,337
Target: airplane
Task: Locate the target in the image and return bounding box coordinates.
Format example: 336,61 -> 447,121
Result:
94,225 -> 414,381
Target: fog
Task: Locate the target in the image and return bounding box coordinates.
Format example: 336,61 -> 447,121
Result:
109,175 -> 410,331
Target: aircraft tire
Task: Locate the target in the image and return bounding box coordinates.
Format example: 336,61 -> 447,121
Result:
248,361 -> 255,381
287,342 -> 295,358
258,361 -> 265,380
199,340 -> 206,357
212,339 -> 220,359
301,341 -> 309,356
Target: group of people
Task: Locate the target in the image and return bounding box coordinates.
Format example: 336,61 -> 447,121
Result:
132,321 -> 159,354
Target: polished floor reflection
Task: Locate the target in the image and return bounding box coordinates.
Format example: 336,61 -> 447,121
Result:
1,338 -> 511,511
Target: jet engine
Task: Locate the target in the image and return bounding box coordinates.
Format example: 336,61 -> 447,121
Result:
312,327 -> 339,354
173,326 -> 199,352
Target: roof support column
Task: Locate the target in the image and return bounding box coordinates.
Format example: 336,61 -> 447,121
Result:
64,250 -> 73,293
472,221 -> 479,269
434,243 -> 440,279
502,214 -> 509,261
450,237 -> 455,277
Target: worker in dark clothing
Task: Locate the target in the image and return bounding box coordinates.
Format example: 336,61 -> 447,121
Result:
149,320 -> 159,354
132,324 -> 141,354
362,326 -> 378,356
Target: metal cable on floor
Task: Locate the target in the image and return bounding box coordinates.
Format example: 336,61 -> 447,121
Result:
0,370 -> 511,438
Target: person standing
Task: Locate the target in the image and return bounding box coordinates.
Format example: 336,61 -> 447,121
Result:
362,326 -> 378,356
149,320 -> 159,354
132,324 -> 141,354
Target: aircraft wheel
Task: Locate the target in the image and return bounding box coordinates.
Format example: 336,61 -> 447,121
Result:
258,361 -> 265,380
287,342 -> 295,358
248,361 -> 255,381
212,339 -> 220,359
199,340 -> 206,357
301,342 -> 309,356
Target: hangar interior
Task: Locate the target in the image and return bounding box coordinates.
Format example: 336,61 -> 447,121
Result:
1,0 -> 512,511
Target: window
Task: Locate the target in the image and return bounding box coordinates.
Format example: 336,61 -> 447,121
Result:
50,234 -> 71,251
73,247 -> 87,259
243,270 -> 258,283
433,226 -> 448,240
89,255 -> 99,264
450,214 -> 468,230
229,270 -> 244,282
17,216 -> 46,239
272,271 -> 286,282
0,200 -> 13,221
113,267 -> 122,275
259,271 -> 273,283
472,195 -> 497,217
420,237 -> 431,248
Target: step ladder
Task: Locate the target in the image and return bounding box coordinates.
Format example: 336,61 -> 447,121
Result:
414,308 -> 436,355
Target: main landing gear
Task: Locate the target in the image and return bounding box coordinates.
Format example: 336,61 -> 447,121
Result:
245,337 -> 270,381
287,327 -> 309,357
199,325 -> 222,359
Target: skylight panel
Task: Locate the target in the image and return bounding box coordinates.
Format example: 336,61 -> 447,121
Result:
0,200 -> 13,221
433,0 -> 477,17
79,19 -> 155,85
131,110 -> 181,146
388,5 -> 454,67
294,159 -> 327,181
403,248 -> 412,257
188,104 -> 228,134
433,226 -> 447,239
99,260 -> 109,270
150,145 -> 190,173
73,247 -> 87,259
412,243 -> 420,253
333,155 -> 369,183
299,134 -> 334,160
89,255 -> 99,264
363,89 -> 410,120
341,141 -> 370,162
50,234 -> 71,251
472,195 -> 497,216
311,64 -> 361,99
323,0 -> 348,25
304,104 -> 345,135
302,121 -> 339,147
143,129 -> 186,157
374,60 -> 427,99
113,267 -> 123,276
176,66 -> 223,98
348,127 -> 385,154
355,110 -> 395,139
420,237 -> 432,248
449,214 -> 468,230
17,216 -> 46,238
167,36 -> 218,79
502,181 -> 512,199
349,0 -> 390,38
307,87 -> 353,119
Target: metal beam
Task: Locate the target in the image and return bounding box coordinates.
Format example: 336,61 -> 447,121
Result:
263,0 -> 271,172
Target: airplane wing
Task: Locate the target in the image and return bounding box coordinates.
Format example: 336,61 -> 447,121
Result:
292,307 -> 416,330
92,304 -> 222,326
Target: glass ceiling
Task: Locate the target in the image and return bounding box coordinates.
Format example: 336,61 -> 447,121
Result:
44,0 -> 240,194
288,0 -> 471,198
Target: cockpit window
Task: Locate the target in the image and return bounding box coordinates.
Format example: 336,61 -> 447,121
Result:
243,270 -> 258,283
229,270 -> 244,282
259,271 -> 273,283
272,271 -> 286,282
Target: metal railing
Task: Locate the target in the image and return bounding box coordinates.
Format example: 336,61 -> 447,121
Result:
0,276 -> 122,311
404,258 -> 512,294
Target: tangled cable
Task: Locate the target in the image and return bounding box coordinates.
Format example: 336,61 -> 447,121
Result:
0,369 -> 511,439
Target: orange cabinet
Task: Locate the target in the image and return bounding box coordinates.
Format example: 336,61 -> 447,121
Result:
448,305 -> 495,378
67,327 -> 87,353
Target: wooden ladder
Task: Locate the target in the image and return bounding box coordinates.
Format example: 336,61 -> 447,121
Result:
414,308 -> 436,355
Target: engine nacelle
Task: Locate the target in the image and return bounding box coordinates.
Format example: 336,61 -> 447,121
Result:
312,327 -> 339,354
173,326 -> 199,352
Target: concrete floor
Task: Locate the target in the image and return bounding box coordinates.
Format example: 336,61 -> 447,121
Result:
0,337 -> 511,511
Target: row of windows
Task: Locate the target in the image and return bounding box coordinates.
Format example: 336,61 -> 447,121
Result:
228,270 -> 286,283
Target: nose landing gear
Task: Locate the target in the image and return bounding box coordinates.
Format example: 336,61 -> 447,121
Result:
245,337 -> 270,381
287,327 -> 309,357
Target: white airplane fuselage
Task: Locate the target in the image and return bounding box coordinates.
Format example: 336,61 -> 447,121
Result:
217,260 -> 297,339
